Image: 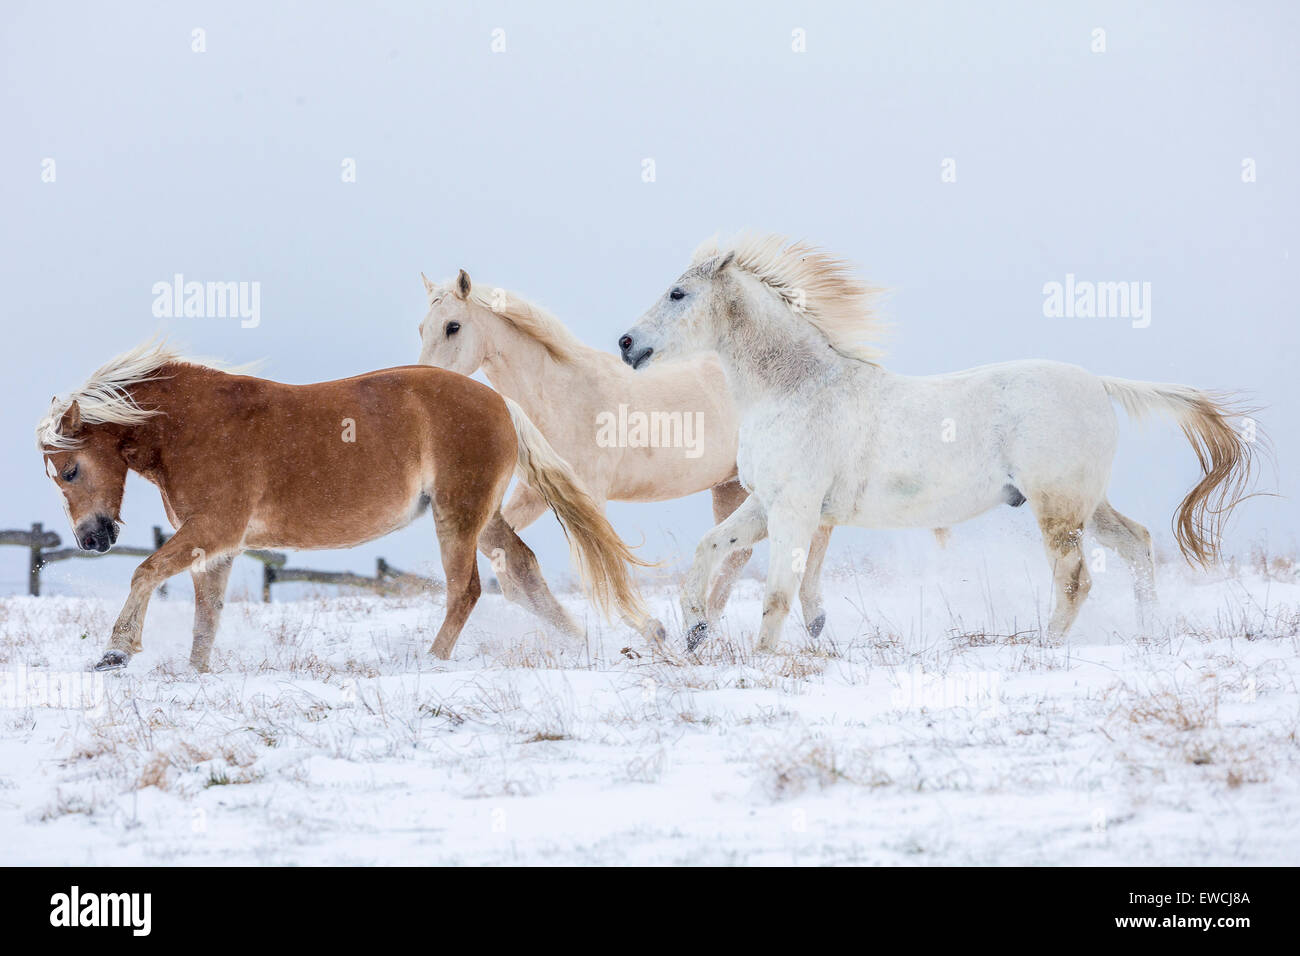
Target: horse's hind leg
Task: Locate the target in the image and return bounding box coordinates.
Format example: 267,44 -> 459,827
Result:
189,553 -> 235,672
479,511 -> 583,638
430,508 -> 486,661
1089,500 -> 1156,624
798,526 -> 832,637
1030,496 -> 1093,642
756,503 -> 821,653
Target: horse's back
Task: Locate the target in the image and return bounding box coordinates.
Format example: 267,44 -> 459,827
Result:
924,359 -> 1117,498
897,359 -> 1113,426
311,364 -> 517,476
833,359 -> 1117,527
228,365 -> 517,549
913,358 -> 1099,391
316,363 -> 506,408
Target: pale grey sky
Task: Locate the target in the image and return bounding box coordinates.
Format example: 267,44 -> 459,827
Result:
2,0 -> 1295,600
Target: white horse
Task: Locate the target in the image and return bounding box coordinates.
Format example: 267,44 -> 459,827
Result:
618,234 -> 1260,652
416,270 -> 834,639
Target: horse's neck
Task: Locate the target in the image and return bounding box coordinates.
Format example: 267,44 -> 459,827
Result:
479,318 -> 603,427
118,364 -> 210,477
714,296 -> 860,410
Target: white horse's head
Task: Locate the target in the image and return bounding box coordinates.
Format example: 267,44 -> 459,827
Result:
419,272 -> 586,373
417,270 -> 488,375
622,234 -> 885,371
618,251 -> 737,369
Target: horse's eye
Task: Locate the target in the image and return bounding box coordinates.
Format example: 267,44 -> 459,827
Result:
445,322 -> 461,336
669,288 -> 686,301
61,463 -> 79,482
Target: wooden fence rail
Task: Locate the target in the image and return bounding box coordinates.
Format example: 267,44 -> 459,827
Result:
1,523 -> 443,601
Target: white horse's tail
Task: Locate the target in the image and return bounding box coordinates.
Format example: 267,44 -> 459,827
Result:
504,397 -> 652,623
1101,377 -> 1263,567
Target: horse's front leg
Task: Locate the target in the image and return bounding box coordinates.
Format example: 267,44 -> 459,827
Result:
478,512 -> 583,639
705,479 -> 754,619
95,521 -> 237,672
682,495 -> 767,651
757,505 -> 821,653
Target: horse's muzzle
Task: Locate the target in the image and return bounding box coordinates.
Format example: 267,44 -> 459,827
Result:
77,515 -> 119,553
619,333 -> 653,370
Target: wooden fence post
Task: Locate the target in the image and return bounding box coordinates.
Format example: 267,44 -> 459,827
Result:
6,528 -> 422,601
153,525 -> 169,597
28,522 -> 43,597
153,522 -> 171,598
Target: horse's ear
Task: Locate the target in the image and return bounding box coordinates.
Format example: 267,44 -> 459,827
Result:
59,400 -> 82,437
700,251 -> 735,277
420,272 -> 435,297
456,269 -> 472,298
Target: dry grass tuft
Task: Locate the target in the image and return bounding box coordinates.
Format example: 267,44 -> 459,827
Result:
753,735 -> 891,800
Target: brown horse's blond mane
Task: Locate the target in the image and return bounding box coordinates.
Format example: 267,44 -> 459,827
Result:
692,233 -> 887,362
464,285 -> 587,363
36,339 -> 232,449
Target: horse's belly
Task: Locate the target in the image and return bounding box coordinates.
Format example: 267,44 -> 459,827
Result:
242,487 -> 427,551
613,447 -> 735,501
834,475 -> 1006,530
849,498 -> 1000,530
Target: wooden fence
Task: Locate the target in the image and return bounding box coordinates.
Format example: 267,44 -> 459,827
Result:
2,523 -> 443,601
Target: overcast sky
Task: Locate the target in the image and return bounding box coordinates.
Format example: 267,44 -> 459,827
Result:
2,1 -> 1295,601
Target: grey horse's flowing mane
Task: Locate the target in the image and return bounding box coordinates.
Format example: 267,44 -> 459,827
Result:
692,233 -> 887,362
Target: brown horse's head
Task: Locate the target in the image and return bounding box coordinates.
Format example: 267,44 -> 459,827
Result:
39,400 -> 127,553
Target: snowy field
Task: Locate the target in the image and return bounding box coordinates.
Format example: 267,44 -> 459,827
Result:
1,534 -> 1298,866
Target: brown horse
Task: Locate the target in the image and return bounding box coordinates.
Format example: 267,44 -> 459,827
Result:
36,342 -> 649,672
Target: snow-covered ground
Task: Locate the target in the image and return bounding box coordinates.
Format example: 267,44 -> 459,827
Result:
2,534 -> 1298,866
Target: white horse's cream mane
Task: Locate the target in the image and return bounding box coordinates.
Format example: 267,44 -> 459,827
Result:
692,233 -> 886,362
462,284 -> 587,363
36,339 -> 230,449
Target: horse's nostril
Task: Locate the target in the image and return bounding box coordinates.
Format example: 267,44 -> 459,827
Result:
619,335 -> 633,352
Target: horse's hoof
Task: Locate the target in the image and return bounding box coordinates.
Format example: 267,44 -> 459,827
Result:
807,612 -> 826,638
93,650 -> 129,672
645,618 -> 668,647
686,621 -> 708,652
